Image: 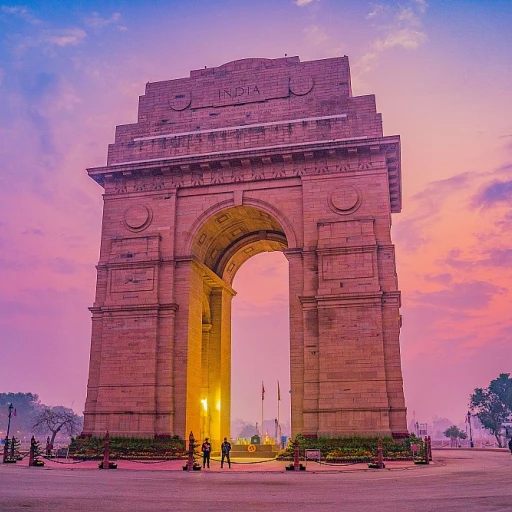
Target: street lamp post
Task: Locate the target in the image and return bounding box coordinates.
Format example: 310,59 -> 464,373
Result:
6,403 -> 13,439
467,411 -> 474,448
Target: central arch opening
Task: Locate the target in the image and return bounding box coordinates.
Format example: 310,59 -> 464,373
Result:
231,252 -> 290,442
188,205 -> 292,447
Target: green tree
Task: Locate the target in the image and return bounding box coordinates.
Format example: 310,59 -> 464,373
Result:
470,383 -> 510,447
443,425 -> 467,447
489,373 -> 512,411
32,406 -> 83,445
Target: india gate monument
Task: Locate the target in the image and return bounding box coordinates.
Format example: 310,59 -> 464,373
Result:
82,56 -> 408,444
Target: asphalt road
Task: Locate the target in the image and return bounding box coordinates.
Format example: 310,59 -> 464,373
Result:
1,450 -> 511,511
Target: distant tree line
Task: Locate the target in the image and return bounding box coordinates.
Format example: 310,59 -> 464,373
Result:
0,392 -> 83,444
469,373 -> 512,447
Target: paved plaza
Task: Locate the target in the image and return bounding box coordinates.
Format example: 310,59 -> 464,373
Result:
2,450 -> 512,511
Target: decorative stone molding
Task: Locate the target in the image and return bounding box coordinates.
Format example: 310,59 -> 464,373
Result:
123,204 -> 153,232
328,185 -> 362,215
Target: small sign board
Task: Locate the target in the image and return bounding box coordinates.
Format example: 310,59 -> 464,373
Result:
305,449 -> 321,462
410,443 -> 419,453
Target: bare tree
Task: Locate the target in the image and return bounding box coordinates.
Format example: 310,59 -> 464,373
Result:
32,407 -> 83,445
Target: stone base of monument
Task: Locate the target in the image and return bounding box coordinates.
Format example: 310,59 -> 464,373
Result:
229,444 -> 278,459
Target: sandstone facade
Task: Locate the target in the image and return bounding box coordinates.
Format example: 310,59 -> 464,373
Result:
83,56 -> 408,444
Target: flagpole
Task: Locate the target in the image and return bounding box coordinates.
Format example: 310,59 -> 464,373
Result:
277,381 -> 280,446
261,381 -> 264,440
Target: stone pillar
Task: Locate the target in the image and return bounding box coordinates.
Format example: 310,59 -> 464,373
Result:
284,249 -> 306,437
200,323 -> 212,441
155,303 -> 178,436
174,259 -> 203,441
82,309 -> 105,435
208,286 -> 234,448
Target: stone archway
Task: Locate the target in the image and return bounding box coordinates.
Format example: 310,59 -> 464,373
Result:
182,205 -> 289,446
82,56 -> 408,443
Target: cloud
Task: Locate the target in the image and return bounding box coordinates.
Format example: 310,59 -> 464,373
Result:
400,303 -> 473,357
303,24 -> 328,46
424,273 -> 452,285
358,0 -> 428,74
495,211 -> 512,233
84,12 -> 123,29
444,249 -> 475,270
396,7 -> 421,26
48,257 -> 79,275
373,27 -> 426,51
1,4 -> 41,24
367,4 -> 386,19
44,28 -> 87,47
413,0 -> 428,14
393,172 -> 472,253
413,172 -> 470,203
21,228 -> 44,236
232,252 -> 288,317
480,248 -> 512,268
20,71 -> 59,102
472,180 -> 512,208
411,280 -> 505,311
295,0 -> 317,6
444,247 -> 512,271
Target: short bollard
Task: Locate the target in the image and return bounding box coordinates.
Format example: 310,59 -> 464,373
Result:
424,436 -> 430,465
3,436 -> 9,463
29,436 -> 35,466
377,438 -> 384,469
293,439 -> 301,471
285,438 -> 305,471
102,431 -> 111,469
10,437 -> 16,460
427,436 -> 433,461
183,431 -> 200,471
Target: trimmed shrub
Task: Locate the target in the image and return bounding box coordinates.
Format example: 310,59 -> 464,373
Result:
276,434 -> 423,462
69,435 -> 186,460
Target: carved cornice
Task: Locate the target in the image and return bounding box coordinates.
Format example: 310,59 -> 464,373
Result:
300,292 -> 384,308
88,303 -> 179,314
88,135 -> 402,213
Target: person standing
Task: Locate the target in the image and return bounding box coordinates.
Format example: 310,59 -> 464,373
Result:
221,437 -> 231,468
45,436 -> 53,456
201,438 -> 211,468
508,437 -> 512,456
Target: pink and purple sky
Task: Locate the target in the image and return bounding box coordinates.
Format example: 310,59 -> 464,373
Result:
1,0 -> 511,430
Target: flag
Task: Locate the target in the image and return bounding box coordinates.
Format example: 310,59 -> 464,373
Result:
262,382 -> 265,401
277,381 -> 281,401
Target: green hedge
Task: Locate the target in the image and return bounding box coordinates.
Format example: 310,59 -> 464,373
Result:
277,434 -> 424,462
69,436 -> 186,460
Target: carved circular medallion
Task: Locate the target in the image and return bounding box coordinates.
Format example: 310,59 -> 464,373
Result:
169,91 -> 192,111
329,186 -> 361,215
289,75 -> 314,96
124,204 -> 152,232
